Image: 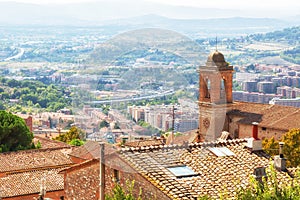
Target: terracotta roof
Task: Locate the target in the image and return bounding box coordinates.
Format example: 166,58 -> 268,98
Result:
229,102 -> 300,130
124,139 -> 165,147
33,135 -> 71,149
0,168 -> 64,198
119,139 -> 294,199
167,130 -> 200,145
69,141 -> 119,160
0,148 -> 73,173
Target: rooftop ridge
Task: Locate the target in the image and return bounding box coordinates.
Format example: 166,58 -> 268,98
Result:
0,146 -> 71,156
268,109 -> 300,127
4,164 -> 73,175
120,138 -> 247,153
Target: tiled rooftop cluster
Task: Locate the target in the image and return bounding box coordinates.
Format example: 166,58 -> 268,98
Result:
119,139 -> 276,199
33,135 -> 71,149
0,147 -> 73,173
230,102 -> 300,130
0,145 -> 73,198
124,138 -> 165,147
0,168 -> 65,198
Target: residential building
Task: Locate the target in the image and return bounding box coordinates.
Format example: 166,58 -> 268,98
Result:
62,136 -> 297,199
257,81 -> 274,94
269,97 -> 300,108
0,141 -> 73,200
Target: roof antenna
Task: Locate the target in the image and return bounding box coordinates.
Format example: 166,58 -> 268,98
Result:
215,35 -> 218,52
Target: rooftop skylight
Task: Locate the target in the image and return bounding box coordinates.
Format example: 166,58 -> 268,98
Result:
167,165 -> 197,178
208,147 -> 235,157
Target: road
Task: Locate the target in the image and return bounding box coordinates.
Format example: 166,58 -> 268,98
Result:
86,90 -> 175,104
3,48 -> 24,61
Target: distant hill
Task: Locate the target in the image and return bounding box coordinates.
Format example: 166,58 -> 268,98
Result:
108,15 -> 292,36
0,1 -> 298,37
250,26 -> 300,45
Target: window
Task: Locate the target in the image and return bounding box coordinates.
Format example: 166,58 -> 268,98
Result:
262,127 -> 267,131
208,147 -> 235,157
113,169 -> 120,183
167,165 -> 197,178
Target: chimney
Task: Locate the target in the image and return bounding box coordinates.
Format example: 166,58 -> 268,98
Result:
274,142 -> 286,171
99,143 -> 105,200
246,122 -> 262,151
252,122 -> 259,140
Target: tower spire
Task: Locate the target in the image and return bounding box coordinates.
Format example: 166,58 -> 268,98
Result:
215,35 -> 218,51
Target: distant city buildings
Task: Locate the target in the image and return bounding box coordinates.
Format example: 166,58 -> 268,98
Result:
235,67 -> 300,106
127,100 -> 199,133
233,91 -> 281,104
269,97 -> 300,108
277,86 -> 300,98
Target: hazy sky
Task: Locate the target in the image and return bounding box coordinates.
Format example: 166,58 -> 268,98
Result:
1,0 -> 299,9
0,0 -> 299,20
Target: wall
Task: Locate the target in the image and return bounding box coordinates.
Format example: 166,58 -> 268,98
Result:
64,156 -> 170,200
238,124 -> 286,140
257,126 -> 286,140
3,190 -> 64,200
228,116 -> 243,138
64,160 -> 99,200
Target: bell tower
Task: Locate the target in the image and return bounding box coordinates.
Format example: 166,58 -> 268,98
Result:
198,51 -> 233,141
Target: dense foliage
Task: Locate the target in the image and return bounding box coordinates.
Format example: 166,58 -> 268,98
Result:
53,126 -> 85,146
250,26 -> 300,45
281,46 -> 300,64
105,180 -> 142,200
235,165 -> 300,200
99,120 -> 110,129
263,128 -> 300,167
197,165 -> 300,200
0,77 -> 71,113
0,110 -> 34,152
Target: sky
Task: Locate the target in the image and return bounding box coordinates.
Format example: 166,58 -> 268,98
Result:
0,0 -> 299,9
0,0 -> 299,20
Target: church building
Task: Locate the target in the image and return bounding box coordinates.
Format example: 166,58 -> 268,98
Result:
198,51 -> 300,141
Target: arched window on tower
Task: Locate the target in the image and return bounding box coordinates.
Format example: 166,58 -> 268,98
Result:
205,78 -> 211,99
220,78 -> 225,100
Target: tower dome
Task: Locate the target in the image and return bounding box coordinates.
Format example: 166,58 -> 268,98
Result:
206,50 -> 228,68
207,51 -> 225,63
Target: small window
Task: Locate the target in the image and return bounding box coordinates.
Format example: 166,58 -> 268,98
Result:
262,127 -> 267,131
113,169 -> 120,183
167,165 -> 197,178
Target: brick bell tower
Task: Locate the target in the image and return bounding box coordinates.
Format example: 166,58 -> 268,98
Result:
198,51 -> 233,141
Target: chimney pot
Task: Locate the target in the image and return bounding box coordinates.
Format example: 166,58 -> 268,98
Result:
279,142 -> 284,158
274,142 -> 286,171
252,122 -> 259,140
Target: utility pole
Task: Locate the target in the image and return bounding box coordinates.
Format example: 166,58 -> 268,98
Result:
99,143 -> 105,200
171,105 -> 175,144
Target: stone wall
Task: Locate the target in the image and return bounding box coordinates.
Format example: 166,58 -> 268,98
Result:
64,156 -> 170,200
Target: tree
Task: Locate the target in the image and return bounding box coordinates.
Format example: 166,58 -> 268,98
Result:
99,120 -> 110,129
69,138 -> 84,146
0,110 -> 34,152
281,128 -> 300,167
7,79 -> 20,88
263,128 -> 300,167
105,180 -> 142,200
235,164 -> 300,200
0,102 -> 5,110
53,126 -> 85,144
262,136 -> 278,157
114,122 -> 121,129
